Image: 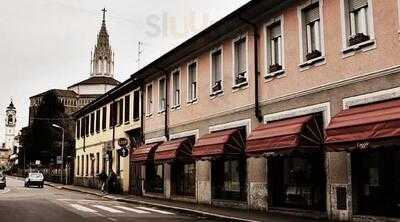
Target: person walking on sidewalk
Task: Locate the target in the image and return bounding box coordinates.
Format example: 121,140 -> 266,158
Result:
98,171 -> 107,193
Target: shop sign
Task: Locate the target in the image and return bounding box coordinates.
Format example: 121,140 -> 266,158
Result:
118,138 -> 129,148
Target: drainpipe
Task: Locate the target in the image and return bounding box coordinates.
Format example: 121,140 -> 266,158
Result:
239,16 -> 263,123
157,68 -> 170,141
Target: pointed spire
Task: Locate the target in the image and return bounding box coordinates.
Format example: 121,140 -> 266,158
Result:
7,98 -> 15,110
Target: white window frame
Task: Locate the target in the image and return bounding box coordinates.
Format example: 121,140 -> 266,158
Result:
145,82 -> 153,116
170,129 -> 200,140
264,15 -> 285,78
232,33 -> 249,88
209,119 -> 252,137
158,77 -> 166,113
170,68 -> 182,109
297,0 -> 326,68
340,0 -> 375,54
187,60 -> 198,103
210,46 -> 224,96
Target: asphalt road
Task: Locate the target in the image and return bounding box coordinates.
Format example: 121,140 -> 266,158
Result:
0,177 -> 220,222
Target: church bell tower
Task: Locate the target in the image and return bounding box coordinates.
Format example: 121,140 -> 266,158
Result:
5,100 -> 16,151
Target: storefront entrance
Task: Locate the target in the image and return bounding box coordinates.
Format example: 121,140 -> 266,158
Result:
268,152 -> 326,211
171,161 -> 196,196
352,147 -> 400,217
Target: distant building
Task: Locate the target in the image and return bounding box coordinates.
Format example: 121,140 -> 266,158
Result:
28,9 -> 119,125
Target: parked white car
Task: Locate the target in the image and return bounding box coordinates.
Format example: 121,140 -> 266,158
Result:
25,173 -> 44,188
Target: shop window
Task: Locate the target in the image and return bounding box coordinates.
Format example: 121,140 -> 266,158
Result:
212,157 -> 247,201
77,157 -> 80,176
81,156 -> 84,176
172,162 -> 196,196
146,163 -> 164,193
268,153 -> 326,211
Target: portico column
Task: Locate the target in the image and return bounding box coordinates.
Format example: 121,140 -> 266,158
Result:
247,156 -> 268,211
164,163 -> 171,199
196,159 -> 212,204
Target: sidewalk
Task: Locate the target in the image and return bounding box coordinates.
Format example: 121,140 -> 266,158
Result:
44,181 -> 326,222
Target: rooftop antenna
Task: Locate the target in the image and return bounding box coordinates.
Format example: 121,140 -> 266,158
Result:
136,41 -> 143,70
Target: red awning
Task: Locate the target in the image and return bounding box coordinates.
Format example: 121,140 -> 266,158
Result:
192,128 -> 245,159
325,99 -> 400,151
246,115 -> 324,156
154,137 -> 194,162
131,142 -> 161,162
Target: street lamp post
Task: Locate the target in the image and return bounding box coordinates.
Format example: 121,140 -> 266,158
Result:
52,124 -> 65,185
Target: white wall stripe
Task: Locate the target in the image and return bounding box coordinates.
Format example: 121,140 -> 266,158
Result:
136,207 -> 174,215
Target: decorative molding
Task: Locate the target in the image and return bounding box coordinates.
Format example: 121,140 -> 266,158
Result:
263,102 -> 331,128
209,118 -> 252,137
170,129 -> 200,140
145,136 -> 167,144
261,65 -> 400,106
343,86 -> 400,109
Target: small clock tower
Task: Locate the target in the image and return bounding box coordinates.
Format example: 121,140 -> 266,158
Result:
5,100 -> 16,151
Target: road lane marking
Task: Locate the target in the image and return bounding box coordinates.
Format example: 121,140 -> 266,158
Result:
114,206 -> 150,214
70,204 -> 98,213
93,205 -> 124,213
136,206 -> 174,215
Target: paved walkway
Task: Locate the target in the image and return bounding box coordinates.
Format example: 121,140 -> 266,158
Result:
43,181 -> 326,222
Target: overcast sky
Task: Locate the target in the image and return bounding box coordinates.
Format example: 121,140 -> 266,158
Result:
0,0 -> 250,140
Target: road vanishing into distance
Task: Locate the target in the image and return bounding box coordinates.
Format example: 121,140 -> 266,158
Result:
0,177 -> 220,222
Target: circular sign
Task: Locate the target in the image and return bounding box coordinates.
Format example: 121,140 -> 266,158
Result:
118,147 -> 129,158
118,138 -> 129,148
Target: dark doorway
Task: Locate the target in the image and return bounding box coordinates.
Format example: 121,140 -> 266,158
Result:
352,147 -> 400,217
130,162 -> 142,195
268,152 -> 326,211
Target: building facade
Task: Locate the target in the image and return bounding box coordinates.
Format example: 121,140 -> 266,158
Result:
74,0 -> 400,221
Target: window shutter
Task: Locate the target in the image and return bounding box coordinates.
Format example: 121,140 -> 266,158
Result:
348,0 -> 368,11
304,4 -> 320,24
270,23 -> 281,39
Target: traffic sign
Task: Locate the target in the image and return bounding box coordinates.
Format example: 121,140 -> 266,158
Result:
118,147 -> 129,158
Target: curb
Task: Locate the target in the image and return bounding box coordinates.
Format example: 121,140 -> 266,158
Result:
47,183 -> 259,222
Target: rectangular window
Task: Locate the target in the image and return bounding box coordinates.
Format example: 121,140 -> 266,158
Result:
133,90 -> 140,121
118,99 -> 123,125
159,78 -> 166,112
266,20 -> 284,75
81,156 -> 84,175
146,84 -> 153,115
109,102 -> 117,128
76,119 -> 81,139
124,95 -> 130,123
187,62 -> 197,102
102,106 -> 107,130
302,3 -> 322,61
85,116 -> 89,136
96,153 -> 100,174
171,70 -> 180,107
90,113 -> 95,134
85,155 -> 89,176
77,157 -> 80,176
80,118 -> 85,138
346,0 -> 372,47
233,37 -> 247,86
95,109 -> 100,133
211,49 -> 223,94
